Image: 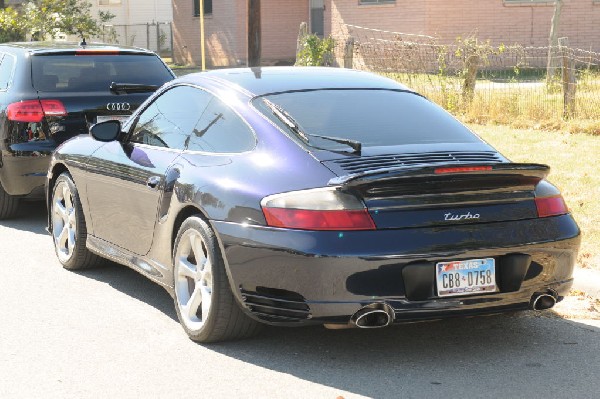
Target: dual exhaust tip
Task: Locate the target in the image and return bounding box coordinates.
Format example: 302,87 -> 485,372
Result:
351,303 -> 395,329
326,292 -> 556,330
530,291 -> 558,311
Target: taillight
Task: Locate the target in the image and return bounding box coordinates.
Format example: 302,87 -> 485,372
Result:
535,195 -> 568,218
261,188 -> 376,231
7,99 -> 67,122
435,166 -> 493,174
76,50 -> 119,55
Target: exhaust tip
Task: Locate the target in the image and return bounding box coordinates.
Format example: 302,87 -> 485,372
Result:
531,293 -> 557,311
351,303 -> 395,329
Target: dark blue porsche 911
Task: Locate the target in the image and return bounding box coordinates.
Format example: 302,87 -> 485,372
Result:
47,67 -> 580,342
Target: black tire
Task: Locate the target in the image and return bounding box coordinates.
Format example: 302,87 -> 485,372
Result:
0,181 -> 20,220
50,172 -> 103,270
173,216 -> 262,343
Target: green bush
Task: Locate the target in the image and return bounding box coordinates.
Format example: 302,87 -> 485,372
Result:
296,34 -> 335,67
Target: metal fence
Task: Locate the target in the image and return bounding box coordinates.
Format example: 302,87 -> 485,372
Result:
98,22 -> 173,57
334,24 -> 600,123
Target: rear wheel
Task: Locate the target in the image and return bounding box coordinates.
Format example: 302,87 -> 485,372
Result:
0,181 -> 20,220
51,172 -> 102,270
173,216 -> 262,343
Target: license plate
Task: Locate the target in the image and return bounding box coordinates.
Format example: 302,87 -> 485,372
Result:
436,258 -> 496,297
96,115 -> 130,124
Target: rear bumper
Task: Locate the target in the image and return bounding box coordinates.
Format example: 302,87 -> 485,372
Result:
213,214 -> 580,325
0,150 -> 54,197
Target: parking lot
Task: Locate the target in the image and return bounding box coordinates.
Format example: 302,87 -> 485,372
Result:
1,202 -> 600,399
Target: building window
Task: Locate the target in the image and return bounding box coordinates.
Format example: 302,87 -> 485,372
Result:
193,0 -> 213,16
359,0 -> 395,4
99,0 -> 122,5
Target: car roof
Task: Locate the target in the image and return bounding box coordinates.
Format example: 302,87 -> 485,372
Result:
0,41 -> 155,55
180,67 -> 410,97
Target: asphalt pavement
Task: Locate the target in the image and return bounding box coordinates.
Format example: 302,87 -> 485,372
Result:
1,202 -> 600,399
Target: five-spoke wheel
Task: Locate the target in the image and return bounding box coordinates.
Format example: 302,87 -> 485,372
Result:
50,173 -> 101,270
173,216 -> 261,342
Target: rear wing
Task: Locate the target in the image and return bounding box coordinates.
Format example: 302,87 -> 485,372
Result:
328,163 -> 550,188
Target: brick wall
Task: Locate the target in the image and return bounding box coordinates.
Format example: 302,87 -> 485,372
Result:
173,0 -> 308,67
328,0 -> 600,51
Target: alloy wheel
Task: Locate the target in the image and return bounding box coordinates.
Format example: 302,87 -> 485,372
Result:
52,181 -> 77,262
174,229 -> 214,331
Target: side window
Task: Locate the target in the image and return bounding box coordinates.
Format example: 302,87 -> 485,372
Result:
130,86 -> 211,150
186,96 -> 255,153
0,54 -> 15,91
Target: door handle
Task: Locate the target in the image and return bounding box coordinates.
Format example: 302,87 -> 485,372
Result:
146,176 -> 161,189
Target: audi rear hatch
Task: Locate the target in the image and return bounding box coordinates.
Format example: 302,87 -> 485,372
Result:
30,49 -> 174,142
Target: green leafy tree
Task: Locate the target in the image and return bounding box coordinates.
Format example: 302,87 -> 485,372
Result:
23,0 -> 114,41
0,7 -> 26,42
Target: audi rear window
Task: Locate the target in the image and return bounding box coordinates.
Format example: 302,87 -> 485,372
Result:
255,89 -> 481,148
31,54 -> 173,92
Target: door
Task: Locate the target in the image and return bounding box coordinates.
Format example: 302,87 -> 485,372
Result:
85,86 -> 212,255
310,0 -> 325,37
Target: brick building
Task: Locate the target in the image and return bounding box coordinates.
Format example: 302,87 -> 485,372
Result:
172,0 -> 600,67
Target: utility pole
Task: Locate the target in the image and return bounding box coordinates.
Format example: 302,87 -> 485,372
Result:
200,0 -> 206,71
247,0 -> 261,67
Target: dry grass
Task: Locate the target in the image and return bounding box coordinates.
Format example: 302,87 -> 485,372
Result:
470,124 -> 600,270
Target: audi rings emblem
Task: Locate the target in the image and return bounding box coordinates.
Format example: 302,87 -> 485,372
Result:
106,102 -> 131,111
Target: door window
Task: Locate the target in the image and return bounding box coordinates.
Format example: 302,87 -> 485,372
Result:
130,85 -> 212,150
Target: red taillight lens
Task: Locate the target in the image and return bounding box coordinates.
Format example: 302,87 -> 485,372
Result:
535,195 -> 568,218
76,50 -> 119,55
435,166 -> 493,174
263,208 -> 376,231
7,99 -> 67,122
261,188 -> 376,231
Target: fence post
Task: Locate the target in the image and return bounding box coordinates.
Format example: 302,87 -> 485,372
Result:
146,23 -> 150,50
343,37 -> 355,69
295,22 -> 308,65
462,54 -> 479,106
559,37 -> 576,119
156,23 -> 161,54
170,22 -> 174,62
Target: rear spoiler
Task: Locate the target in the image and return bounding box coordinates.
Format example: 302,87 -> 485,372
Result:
328,163 -> 550,187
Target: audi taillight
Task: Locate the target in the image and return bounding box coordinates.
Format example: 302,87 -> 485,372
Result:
261,188 -> 376,231
7,99 -> 67,122
535,195 -> 568,218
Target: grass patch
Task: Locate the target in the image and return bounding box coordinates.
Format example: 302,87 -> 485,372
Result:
469,124 -> 600,270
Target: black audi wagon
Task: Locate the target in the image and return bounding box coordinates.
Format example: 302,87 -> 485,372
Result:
0,42 -> 175,219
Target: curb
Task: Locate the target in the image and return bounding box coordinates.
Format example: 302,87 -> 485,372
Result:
572,268 -> 600,299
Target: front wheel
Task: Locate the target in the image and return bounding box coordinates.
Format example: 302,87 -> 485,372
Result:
51,172 -> 102,270
173,216 -> 262,343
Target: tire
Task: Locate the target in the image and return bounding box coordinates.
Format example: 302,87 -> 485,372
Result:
0,181 -> 20,220
173,216 -> 262,343
50,172 -> 102,270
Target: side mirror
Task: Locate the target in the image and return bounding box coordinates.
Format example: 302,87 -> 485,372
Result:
90,120 -> 122,142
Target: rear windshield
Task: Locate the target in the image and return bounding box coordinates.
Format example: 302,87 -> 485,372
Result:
255,89 -> 480,149
32,54 -> 173,92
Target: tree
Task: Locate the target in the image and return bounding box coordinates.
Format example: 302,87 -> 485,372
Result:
546,0 -> 563,87
0,7 -> 26,42
23,0 -> 114,41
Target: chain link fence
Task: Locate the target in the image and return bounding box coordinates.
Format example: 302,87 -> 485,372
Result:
333,24 -> 600,124
98,22 -> 173,58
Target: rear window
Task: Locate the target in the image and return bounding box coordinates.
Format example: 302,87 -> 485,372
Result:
255,89 -> 480,149
31,54 -> 173,92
